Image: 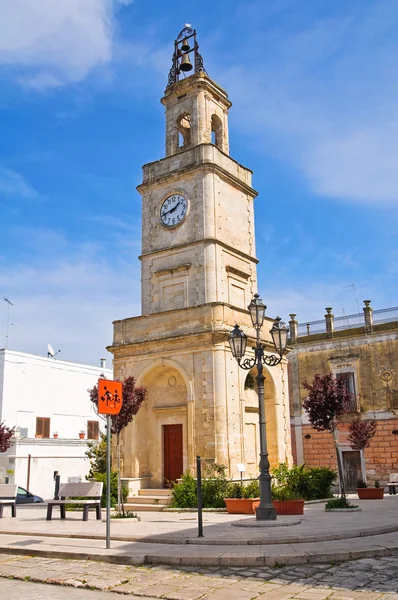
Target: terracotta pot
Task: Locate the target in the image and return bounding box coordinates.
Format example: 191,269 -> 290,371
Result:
357,488 -> 384,500
224,498 -> 260,514
272,499 -> 305,515
35,434 -> 43,439
79,433 -> 85,439
53,434 -> 58,439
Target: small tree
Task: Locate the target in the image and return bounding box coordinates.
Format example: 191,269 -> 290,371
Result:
302,373 -> 352,497
88,376 -> 146,513
86,433 -> 107,477
347,417 -> 377,483
0,422 -> 15,453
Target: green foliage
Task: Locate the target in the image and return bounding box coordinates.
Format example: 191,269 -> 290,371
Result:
171,464 -> 229,509
357,479 -> 367,488
86,433 -> 107,477
170,473 -> 197,508
271,463 -> 337,501
201,463 -> 228,508
225,479 -> 260,499
243,479 -> 260,498
325,497 -> 358,510
92,471 -> 127,508
299,466 -> 337,500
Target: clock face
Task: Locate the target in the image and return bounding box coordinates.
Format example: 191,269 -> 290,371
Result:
160,194 -> 188,228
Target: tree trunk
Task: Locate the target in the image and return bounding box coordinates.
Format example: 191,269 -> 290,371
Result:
333,429 -> 346,497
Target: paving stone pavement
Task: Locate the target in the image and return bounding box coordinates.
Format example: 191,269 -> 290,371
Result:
0,554 -> 398,599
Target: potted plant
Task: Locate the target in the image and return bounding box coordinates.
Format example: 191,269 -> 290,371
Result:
53,432 -> 58,439
271,463 -> 305,515
224,480 -> 260,514
79,430 -> 86,440
357,479 -> 384,499
272,485 -> 305,515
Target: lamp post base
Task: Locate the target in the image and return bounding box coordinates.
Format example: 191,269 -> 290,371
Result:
256,504 -> 277,521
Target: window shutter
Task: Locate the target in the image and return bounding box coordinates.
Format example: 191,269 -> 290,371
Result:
36,418 -> 43,436
43,418 -> 50,438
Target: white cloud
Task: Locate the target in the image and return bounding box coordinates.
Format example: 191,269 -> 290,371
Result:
0,0 -> 130,88
221,1 -> 398,206
0,166 -> 38,198
0,225 -> 141,365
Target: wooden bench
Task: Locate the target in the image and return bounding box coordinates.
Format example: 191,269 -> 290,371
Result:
46,482 -> 103,521
387,473 -> 398,495
0,484 -> 17,518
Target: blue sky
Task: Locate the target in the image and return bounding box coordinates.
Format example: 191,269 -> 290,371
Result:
0,0 -> 397,365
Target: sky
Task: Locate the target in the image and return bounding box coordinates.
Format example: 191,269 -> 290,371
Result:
0,0 -> 397,366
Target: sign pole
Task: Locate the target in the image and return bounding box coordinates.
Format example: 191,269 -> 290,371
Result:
97,378 -> 123,551
106,415 -> 111,549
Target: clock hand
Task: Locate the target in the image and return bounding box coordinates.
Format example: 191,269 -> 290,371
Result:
161,200 -> 181,217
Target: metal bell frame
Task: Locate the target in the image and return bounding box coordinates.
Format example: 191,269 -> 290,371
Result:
167,26 -> 206,87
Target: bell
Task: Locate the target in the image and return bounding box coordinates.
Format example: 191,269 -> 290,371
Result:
181,38 -> 190,52
179,53 -> 193,72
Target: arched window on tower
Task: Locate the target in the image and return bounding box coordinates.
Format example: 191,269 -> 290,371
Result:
177,114 -> 191,149
211,114 -> 223,149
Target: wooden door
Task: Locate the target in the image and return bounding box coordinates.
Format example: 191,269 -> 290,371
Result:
163,424 -> 183,487
342,450 -> 362,491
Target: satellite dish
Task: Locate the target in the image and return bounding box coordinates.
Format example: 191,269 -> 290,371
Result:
47,344 -> 61,358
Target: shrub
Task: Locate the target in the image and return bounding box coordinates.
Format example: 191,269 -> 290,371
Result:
357,479 -> 367,488
170,473 -> 197,508
325,497 -> 358,510
271,463 -> 336,501
243,479 -> 260,498
375,480 -> 380,488
201,463 -> 228,508
301,467 -> 337,500
92,471 -> 127,508
225,479 -> 260,499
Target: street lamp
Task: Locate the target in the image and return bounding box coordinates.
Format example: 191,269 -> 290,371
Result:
228,293 -> 289,520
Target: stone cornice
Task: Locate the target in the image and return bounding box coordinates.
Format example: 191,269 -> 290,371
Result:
137,144 -> 257,197
139,238 -> 259,265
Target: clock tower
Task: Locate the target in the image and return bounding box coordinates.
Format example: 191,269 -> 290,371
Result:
108,27 -> 292,488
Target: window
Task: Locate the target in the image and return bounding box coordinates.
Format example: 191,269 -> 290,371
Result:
337,372 -> 358,411
36,417 -> 50,438
177,114 -> 191,148
87,420 -> 99,440
211,114 -> 223,149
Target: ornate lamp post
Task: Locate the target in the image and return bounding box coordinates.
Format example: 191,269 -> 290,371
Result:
228,294 -> 289,521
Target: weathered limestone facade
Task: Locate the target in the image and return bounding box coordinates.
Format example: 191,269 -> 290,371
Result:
288,302 -> 398,487
108,71 -> 292,488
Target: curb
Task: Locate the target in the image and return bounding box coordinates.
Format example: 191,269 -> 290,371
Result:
1,542 -> 398,567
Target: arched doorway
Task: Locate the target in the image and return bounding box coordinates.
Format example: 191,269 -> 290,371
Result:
137,362 -> 189,487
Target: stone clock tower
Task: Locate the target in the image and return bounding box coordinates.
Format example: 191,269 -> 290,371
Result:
108,27 -> 292,488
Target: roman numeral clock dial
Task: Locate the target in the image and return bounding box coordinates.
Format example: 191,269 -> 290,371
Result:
160,194 -> 188,228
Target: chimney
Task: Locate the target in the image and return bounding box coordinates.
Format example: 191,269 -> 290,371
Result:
289,314 -> 298,342
100,358 -> 106,369
363,300 -> 373,332
325,307 -> 334,337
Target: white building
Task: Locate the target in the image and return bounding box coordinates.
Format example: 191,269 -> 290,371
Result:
0,349 -> 112,499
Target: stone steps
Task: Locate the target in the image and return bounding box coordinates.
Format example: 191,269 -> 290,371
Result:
125,488 -> 172,511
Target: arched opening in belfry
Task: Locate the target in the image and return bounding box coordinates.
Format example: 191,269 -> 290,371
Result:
242,367 -> 278,476
211,114 -> 223,149
177,113 -> 191,149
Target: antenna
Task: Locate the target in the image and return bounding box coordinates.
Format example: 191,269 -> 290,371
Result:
47,343 -> 61,358
4,298 -> 14,348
